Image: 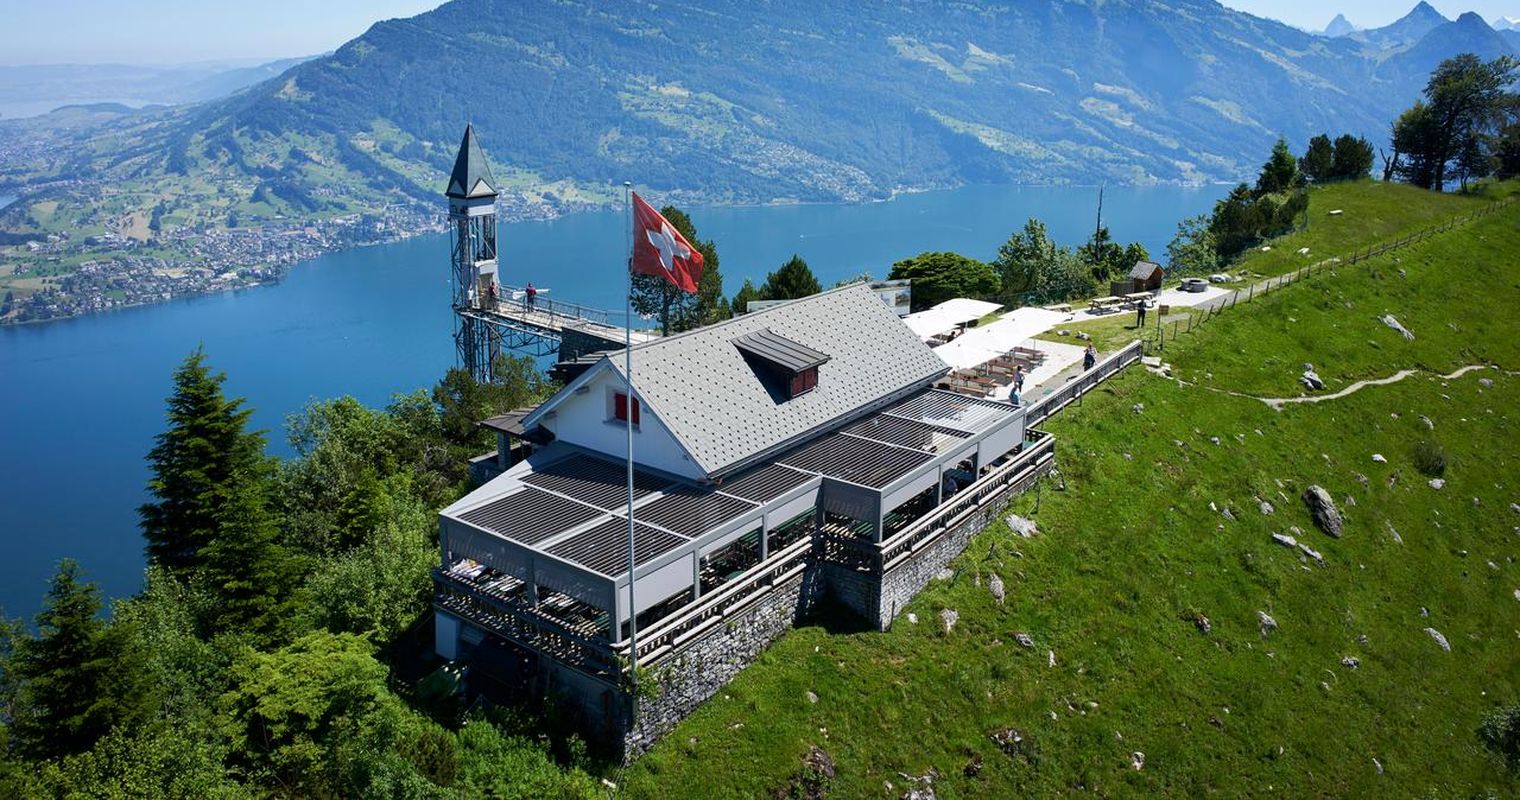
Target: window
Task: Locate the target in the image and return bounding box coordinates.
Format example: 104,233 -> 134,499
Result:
788,366 -> 818,398
613,392 -> 640,426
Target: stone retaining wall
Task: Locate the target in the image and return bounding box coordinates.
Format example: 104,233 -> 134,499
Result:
824,456 -> 1052,631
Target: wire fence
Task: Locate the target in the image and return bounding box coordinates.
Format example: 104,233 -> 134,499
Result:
1143,194 -> 1517,354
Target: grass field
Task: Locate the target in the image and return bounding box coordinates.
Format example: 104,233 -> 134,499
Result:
617,184 -> 1520,797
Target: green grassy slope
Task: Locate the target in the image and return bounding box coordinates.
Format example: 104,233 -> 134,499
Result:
618,185 -> 1520,797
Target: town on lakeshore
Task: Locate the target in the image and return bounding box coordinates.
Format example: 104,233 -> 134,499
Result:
1,2 -> 1519,798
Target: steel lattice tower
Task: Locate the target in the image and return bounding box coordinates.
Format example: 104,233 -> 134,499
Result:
446,124 -> 501,382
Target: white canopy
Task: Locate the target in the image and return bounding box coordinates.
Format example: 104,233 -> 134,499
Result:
931,307 -> 1069,371
902,298 -> 1003,340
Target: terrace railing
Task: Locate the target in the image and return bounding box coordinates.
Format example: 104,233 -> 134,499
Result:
616,535 -> 814,669
876,429 -> 1055,572
434,568 -> 621,679
1023,340 -> 1143,428
488,285 -> 615,329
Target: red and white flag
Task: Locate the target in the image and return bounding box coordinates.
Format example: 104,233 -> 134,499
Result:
631,192 -> 704,293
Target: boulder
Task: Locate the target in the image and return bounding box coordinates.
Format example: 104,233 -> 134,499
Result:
1380,314 -> 1415,341
1301,370 -> 1325,391
1005,514 -> 1040,538
1424,627 -> 1451,652
1272,532 -> 1299,548
1257,610 -> 1278,636
806,690 -> 819,704
1298,542 -> 1326,564
907,612 -> 918,625
1420,415 -> 1434,430
1479,377 -> 1494,389
1302,485 -> 1344,538
1014,632 -> 1034,648
1341,656 -> 1360,669
1429,478 -> 1445,490
1259,500 -> 1275,516
1130,751 -> 1146,770
939,608 -> 959,634
988,574 -> 1006,605
1371,453 -> 1386,463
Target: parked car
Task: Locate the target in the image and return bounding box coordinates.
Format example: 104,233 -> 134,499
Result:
1180,278 -> 1209,293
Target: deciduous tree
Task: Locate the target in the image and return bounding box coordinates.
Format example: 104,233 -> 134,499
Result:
888,251 -> 997,310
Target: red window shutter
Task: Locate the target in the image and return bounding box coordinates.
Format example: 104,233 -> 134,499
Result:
615,393 -> 640,425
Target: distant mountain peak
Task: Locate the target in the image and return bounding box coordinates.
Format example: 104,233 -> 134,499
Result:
1404,2 -> 1448,25
1324,13 -> 1357,37
1496,16 -> 1520,32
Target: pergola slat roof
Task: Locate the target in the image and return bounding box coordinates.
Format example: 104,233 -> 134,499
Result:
447,388 -> 1020,580
458,487 -> 603,545
548,518 -> 688,577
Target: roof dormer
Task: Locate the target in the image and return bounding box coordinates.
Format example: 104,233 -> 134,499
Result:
733,328 -> 830,399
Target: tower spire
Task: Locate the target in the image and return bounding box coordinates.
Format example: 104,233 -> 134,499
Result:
447,124 -> 501,381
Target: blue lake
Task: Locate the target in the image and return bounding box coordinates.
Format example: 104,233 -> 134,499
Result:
0,183 -> 1226,618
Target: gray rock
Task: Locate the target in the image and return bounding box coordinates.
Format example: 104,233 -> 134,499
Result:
1420,415 -> 1434,430
1479,377 -> 1494,388
1355,473 -> 1369,487
1272,532 -> 1299,548
939,608 -> 959,634
907,612 -> 918,624
1380,314 -> 1415,340
1259,500 -> 1275,515
1130,751 -> 1146,771
1424,627 -> 1451,652
1014,632 -> 1034,648
1298,543 -> 1325,564
934,568 -> 955,581
1341,656 -> 1360,669
1302,485 -> 1344,538
1210,436 -> 1222,445
1374,757 -> 1383,775
1077,331 -> 1091,341
1511,503 -> 1520,515
1132,403 -> 1145,414
1302,370 -> 1325,391
988,574 -> 1006,605
1385,521 -> 1403,544
806,690 -> 819,704
1371,453 -> 1387,463
1222,507 -> 1235,521
1005,515 -> 1040,538
1429,478 -> 1445,490
1193,614 -> 1212,634
1048,650 -> 1056,668
1257,610 -> 1278,636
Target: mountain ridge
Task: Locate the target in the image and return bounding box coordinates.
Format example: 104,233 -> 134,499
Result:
0,0 -> 1514,324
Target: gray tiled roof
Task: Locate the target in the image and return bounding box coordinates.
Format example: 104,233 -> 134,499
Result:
1130,260 -> 1163,280
445,124 -> 498,199
609,284 -> 948,477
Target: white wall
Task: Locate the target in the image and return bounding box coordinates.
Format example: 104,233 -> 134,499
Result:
543,369 -> 703,480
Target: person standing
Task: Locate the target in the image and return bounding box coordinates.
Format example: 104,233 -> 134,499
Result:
1083,343 -> 1097,371
1136,300 -> 1147,328
525,282 -> 537,312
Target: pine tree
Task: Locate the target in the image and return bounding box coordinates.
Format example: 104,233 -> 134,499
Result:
199,479 -> 301,642
140,348 -> 267,572
730,277 -> 761,315
760,255 -> 822,300
1299,134 -> 1335,183
8,561 -> 153,759
1255,137 -> 1301,194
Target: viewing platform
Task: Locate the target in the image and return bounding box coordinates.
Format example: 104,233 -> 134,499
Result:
457,284 -> 657,358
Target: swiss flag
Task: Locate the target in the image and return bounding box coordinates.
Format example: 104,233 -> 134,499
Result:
631,192 -> 704,293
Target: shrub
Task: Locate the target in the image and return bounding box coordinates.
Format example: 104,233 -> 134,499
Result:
1412,440 -> 1447,478
1479,705 -> 1520,770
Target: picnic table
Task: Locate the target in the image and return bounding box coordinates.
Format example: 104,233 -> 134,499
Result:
1088,295 -> 1125,311
1122,292 -> 1152,304
1043,303 -> 1073,313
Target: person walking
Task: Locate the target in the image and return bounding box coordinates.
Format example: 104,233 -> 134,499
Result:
1013,365 -> 1026,393
1136,300 -> 1147,328
1083,343 -> 1096,371
525,282 -> 537,312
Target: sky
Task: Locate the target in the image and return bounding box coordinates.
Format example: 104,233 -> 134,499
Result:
1,0 -> 1518,65
1218,0 -> 1517,31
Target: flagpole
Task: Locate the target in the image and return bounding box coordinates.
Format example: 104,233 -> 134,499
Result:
623,181 -> 639,691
